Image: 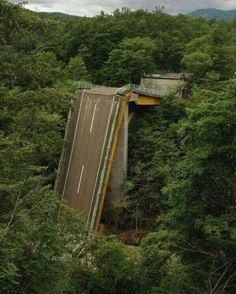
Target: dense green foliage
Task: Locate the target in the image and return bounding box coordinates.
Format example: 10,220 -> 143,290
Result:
128,82 -> 236,293
0,1 -> 236,293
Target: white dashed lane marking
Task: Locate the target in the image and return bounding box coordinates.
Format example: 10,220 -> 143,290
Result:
90,101 -> 98,133
77,165 -> 85,194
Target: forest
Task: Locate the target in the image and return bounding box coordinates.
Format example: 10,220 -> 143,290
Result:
0,1 -> 236,293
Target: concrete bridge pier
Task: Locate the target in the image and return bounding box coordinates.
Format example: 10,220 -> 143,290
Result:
108,104 -> 129,210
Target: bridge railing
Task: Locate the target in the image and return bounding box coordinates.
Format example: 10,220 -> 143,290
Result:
73,81 -> 95,89
118,83 -> 166,97
73,81 -> 168,98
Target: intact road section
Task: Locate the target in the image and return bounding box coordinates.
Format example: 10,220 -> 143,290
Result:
57,87 -> 120,223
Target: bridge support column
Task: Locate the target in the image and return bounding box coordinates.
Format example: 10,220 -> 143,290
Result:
108,104 -> 129,209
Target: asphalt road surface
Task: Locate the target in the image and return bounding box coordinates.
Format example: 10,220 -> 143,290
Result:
58,87 -> 120,223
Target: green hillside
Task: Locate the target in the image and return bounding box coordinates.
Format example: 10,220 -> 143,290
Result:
189,8 -> 236,20
37,11 -> 82,21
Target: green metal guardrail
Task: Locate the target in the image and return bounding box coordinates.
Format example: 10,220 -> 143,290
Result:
73,81 -> 95,89
117,83 -> 166,97
73,81 -> 168,98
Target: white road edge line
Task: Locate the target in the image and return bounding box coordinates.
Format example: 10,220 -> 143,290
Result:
77,165 -> 85,194
87,91 -> 117,227
89,101 -> 98,133
62,90 -> 86,195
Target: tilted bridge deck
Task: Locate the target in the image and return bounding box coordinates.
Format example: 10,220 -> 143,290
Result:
56,83 -> 163,230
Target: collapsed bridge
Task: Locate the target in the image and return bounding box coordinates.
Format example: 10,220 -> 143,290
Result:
55,75 -> 187,231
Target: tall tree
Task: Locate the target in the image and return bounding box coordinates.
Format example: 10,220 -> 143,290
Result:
101,37 -> 156,86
